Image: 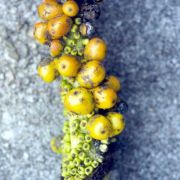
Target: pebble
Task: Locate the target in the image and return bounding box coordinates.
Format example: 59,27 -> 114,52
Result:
1,130 -> 14,141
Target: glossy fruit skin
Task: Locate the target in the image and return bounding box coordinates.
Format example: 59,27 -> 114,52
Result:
107,112 -> 125,136
87,115 -> 112,140
56,55 -> 80,77
84,37 -> 106,61
48,15 -> 72,39
105,75 -> 121,92
34,22 -> 48,44
50,40 -> 63,57
38,2 -> 63,21
64,88 -> 94,115
77,60 -> 105,88
37,59 -> 57,83
62,0 -> 79,17
93,86 -> 117,109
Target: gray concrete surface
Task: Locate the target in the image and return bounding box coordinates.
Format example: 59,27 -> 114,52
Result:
0,0 -> 180,180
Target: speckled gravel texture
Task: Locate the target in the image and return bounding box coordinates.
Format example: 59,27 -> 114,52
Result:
0,0 -> 180,180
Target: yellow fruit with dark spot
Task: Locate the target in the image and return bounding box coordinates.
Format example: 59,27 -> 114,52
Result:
77,60 -> 105,88
107,112 -> 125,136
56,55 -> 80,77
62,0 -> 79,17
50,40 -> 63,57
93,86 -> 117,109
104,75 -> 121,92
64,88 -> 94,114
34,22 -> 48,44
87,115 -> 112,140
48,15 -> 72,39
38,2 -> 63,21
37,58 -> 57,83
84,38 -> 107,61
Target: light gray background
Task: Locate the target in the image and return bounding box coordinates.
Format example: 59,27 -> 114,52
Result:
0,0 -> 180,180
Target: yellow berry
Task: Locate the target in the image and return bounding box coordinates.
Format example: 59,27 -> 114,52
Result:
34,22 -> 48,44
107,112 -> 125,136
93,86 -> 117,109
37,58 -> 57,83
48,15 -> 72,39
77,60 -> 105,88
84,37 -> 107,61
62,0 -> 79,17
50,40 -> 63,57
87,115 -> 112,140
56,55 -> 80,77
38,2 -> 63,21
64,88 -> 94,115
104,75 -> 121,92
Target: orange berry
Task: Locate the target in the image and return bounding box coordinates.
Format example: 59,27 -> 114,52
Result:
34,22 -> 48,44
48,15 -> 72,39
56,55 -> 80,77
84,37 -> 107,61
50,40 -> 63,57
38,2 -> 63,21
62,0 -> 79,17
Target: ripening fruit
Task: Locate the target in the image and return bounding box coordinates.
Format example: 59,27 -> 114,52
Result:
107,112 -> 125,136
37,58 -> 57,83
50,40 -> 63,57
62,0 -> 79,17
34,22 -> 48,44
104,75 -> 121,92
64,88 -> 94,114
93,86 -> 117,109
43,0 -> 57,2
84,37 -> 107,61
48,15 -> 72,39
87,115 -> 112,140
56,55 -> 80,77
77,60 -> 105,88
38,2 -> 63,21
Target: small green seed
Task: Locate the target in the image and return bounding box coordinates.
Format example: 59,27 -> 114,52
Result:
64,46 -> 71,54
74,32 -> 81,40
80,120 -> 87,129
71,49 -> 78,56
67,39 -> 75,46
75,18 -> 81,25
83,143 -> 90,151
84,157 -> 91,166
92,160 -> 99,168
82,39 -> 89,45
85,166 -> 93,176
71,25 -> 78,32
79,152 -> 86,161
78,166 -> 85,175
85,135 -> 92,142
73,158 -> 81,167
71,168 -> 77,175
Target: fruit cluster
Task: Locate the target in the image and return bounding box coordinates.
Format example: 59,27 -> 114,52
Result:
33,0 -> 127,179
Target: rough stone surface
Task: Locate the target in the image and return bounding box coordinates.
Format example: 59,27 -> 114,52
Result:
0,0 -> 180,180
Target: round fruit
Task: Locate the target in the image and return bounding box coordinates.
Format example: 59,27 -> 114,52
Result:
93,86 -> 117,109
62,0 -> 79,17
77,60 -> 105,88
64,88 -> 94,115
87,115 -> 112,140
38,2 -> 63,21
56,55 -> 80,77
104,75 -> 121,92
50,40 -> 63,57
34,22 -> 48,44
37,58 -> 57,83
84,37 -> 107,61
107,112 -> 125,136
48,15 -> 72,39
